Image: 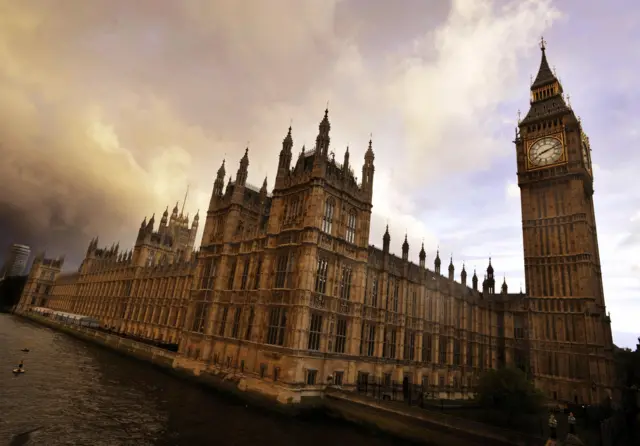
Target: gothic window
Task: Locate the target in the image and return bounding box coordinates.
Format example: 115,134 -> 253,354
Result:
385,278 -> 392,310
339,265 -> 352,300
514,315 -> 524,339
199,257 -> 213,290
411,289 -> 417,317
231,307 -> 242,338
315,258 -> 329,294
191,301 -> 209,333
346,209 -> 356,244
466,342 -> 473,367
253,257 -> 262,290
235,220 -> 244,236
439,336 -> 447,364
392,280 -> 399,312
360,323 -> 376,357
370,275 -> 378,307
266,307 -> 287,346
406,330 -> 415,361
334,318 -> 347,354
383,328 -> 396,359
240,258 -> 250,290
245,306 -> 255,340
322,198 -> 335,234
274,252 -> 295,289
423,332 -> 433,363
453,339 -> 461,366
227,259 -> 237,290
218,306 -> 229,336
215,216 -> 224,237
308,313 -> 323,351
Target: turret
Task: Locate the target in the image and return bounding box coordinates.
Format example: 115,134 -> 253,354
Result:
315,108 -> 331,158
260,176 -> 268,195
146,214 -> 155,232
501,276 -> 508,294
210,159 -> 226,210
236,148 -> 249,187
160,206 -> 169,227
192,210 -> 199,228
401,234 -> 409,261
486,258 -> 495,294
419,243 -> 426,268
382,225 -> 390,254
448,256 -> 454,281
362,139 -> 375,201
434,250 -> 441,274
277,126 -> 293,180
472,269 -> 478,291
343,146 -> 350,176
461,263 -> 467,286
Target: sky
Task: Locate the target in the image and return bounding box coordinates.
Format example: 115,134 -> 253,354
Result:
0,0 -> 638,348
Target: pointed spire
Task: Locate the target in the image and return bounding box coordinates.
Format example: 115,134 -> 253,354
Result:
172,202 -> 179,215
316,107 -> 331,156
162,206 -> 169,217
236,148 -> 249,186
531,36 -> 557,89
193,209 -> 200,223
434,249 -> 441,267
401,233 -> 409,260
284,126 -> 293,148
365,135 -> 374,160
260,176 -> 268,194
487,257 -> 494,275
419,242 -> 426,261
217,158 -> 226,178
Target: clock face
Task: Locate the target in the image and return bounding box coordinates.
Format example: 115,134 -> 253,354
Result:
528,137 -> 563,167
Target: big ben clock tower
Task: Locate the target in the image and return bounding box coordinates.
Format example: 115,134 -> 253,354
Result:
515,39 -> 615,404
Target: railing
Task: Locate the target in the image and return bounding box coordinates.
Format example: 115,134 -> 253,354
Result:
356,378 -> 474,407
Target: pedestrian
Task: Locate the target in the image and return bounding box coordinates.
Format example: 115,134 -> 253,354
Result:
568,412 -> 576,434
548,413 -> 558,439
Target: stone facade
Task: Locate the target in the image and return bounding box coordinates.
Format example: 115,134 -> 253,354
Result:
17,41 -> 615,406
17,204 -> 198,346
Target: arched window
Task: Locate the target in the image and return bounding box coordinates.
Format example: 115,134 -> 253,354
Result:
322,198 -> 335,234
346,209 -> 357,244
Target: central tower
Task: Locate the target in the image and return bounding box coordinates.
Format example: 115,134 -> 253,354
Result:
515,39 -> 614,404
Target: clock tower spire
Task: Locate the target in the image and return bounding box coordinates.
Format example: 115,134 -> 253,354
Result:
515,39 -> 614,405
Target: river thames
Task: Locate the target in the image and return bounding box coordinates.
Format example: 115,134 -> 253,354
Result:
0,314 -> 429,446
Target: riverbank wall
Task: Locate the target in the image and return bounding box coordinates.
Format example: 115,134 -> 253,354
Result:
18,313 -> 542,446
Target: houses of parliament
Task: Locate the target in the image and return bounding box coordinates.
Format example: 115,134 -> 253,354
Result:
17,41 -> 615,406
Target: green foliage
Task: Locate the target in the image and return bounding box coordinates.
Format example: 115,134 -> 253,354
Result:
474,367 -> 544,415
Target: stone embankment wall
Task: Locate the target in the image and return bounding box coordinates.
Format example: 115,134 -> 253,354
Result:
20,313 -> 542,446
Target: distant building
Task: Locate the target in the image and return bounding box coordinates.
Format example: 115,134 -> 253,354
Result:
1,244 -> 31,278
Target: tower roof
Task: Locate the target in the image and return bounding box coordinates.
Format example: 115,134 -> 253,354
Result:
531,38 -> 557,89
520,38 -> 571,126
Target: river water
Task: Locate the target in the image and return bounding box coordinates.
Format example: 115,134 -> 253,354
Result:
0,314 -> 419,446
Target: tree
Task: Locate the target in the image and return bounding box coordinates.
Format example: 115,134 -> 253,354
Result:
475,367 -> 544,416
